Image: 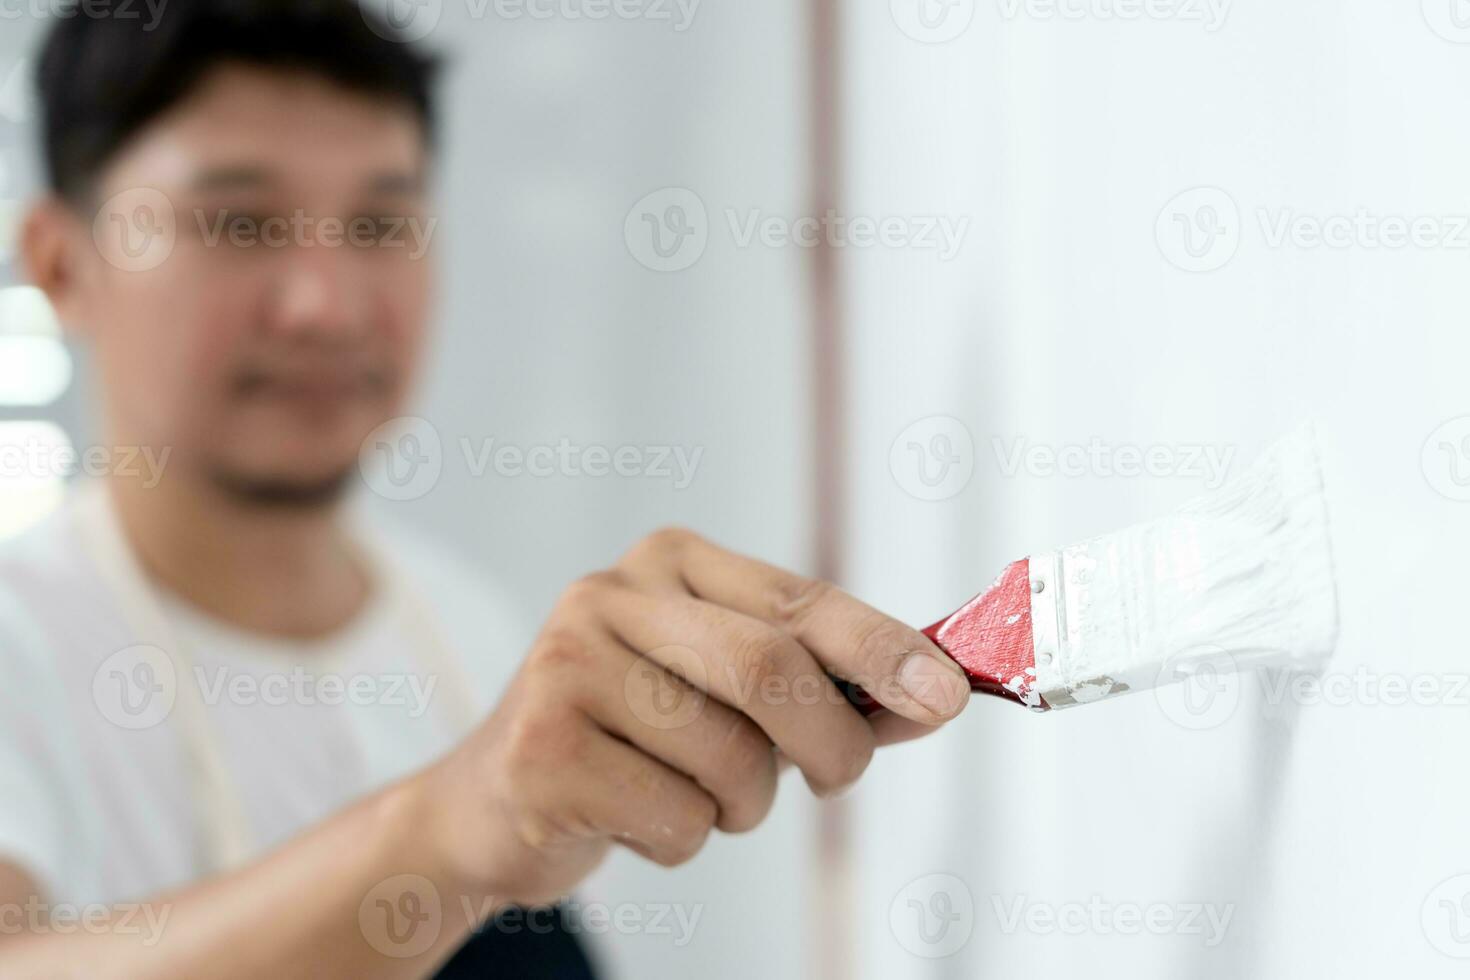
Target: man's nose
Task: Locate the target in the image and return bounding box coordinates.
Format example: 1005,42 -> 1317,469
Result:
267,246 -> 368,339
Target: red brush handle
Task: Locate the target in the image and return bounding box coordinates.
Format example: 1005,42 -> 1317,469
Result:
839,558 -> 1042,715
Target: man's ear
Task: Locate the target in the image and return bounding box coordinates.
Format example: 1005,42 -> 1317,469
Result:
20,195 -> 96,339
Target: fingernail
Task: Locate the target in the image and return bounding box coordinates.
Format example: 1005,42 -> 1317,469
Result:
898,654 -> 969,717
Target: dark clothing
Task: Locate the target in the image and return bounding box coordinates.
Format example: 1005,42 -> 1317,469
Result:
434,904 -> 599,979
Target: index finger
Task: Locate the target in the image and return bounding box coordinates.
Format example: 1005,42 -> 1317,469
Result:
620,530 -> 970,723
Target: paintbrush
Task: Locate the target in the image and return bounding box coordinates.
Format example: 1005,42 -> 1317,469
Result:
851,424 -> 1339,713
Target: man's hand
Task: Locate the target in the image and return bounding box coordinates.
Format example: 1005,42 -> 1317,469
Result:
0,529 -> 970,978
424,527 -> 971,906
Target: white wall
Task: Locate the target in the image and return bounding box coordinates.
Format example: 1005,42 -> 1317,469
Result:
844,1 -> 1470,977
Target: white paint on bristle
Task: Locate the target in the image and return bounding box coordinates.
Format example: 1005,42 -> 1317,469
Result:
1027,424 -> 1339,709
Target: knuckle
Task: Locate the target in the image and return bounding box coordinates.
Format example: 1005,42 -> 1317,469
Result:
557,570 -> 627,611
848,611 -> 913,677
730,629 -> 798,696
529,628 -> 591,674
649,525 -> 699,552
627,526 -> 699,565
515,810 -> 570,852
769,576 -> 833,628
502,708 -> 582,780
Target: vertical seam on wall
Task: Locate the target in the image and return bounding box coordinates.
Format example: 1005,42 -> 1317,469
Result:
808,1 -> 852,978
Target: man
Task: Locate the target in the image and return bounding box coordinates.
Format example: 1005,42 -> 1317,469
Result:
0,2 -> 971,976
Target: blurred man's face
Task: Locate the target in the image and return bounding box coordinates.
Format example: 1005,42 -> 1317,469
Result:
74,62 -> 434,504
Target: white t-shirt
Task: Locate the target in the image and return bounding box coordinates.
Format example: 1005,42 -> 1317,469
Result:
0,485 -> 528,907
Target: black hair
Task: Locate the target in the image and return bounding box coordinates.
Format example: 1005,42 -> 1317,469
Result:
34,0 -> 441,203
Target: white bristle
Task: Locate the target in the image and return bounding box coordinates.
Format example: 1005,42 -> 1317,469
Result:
1028,423 -> 1340,709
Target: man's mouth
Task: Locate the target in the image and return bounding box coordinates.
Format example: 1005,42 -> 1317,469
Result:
234,367 -> 390,403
